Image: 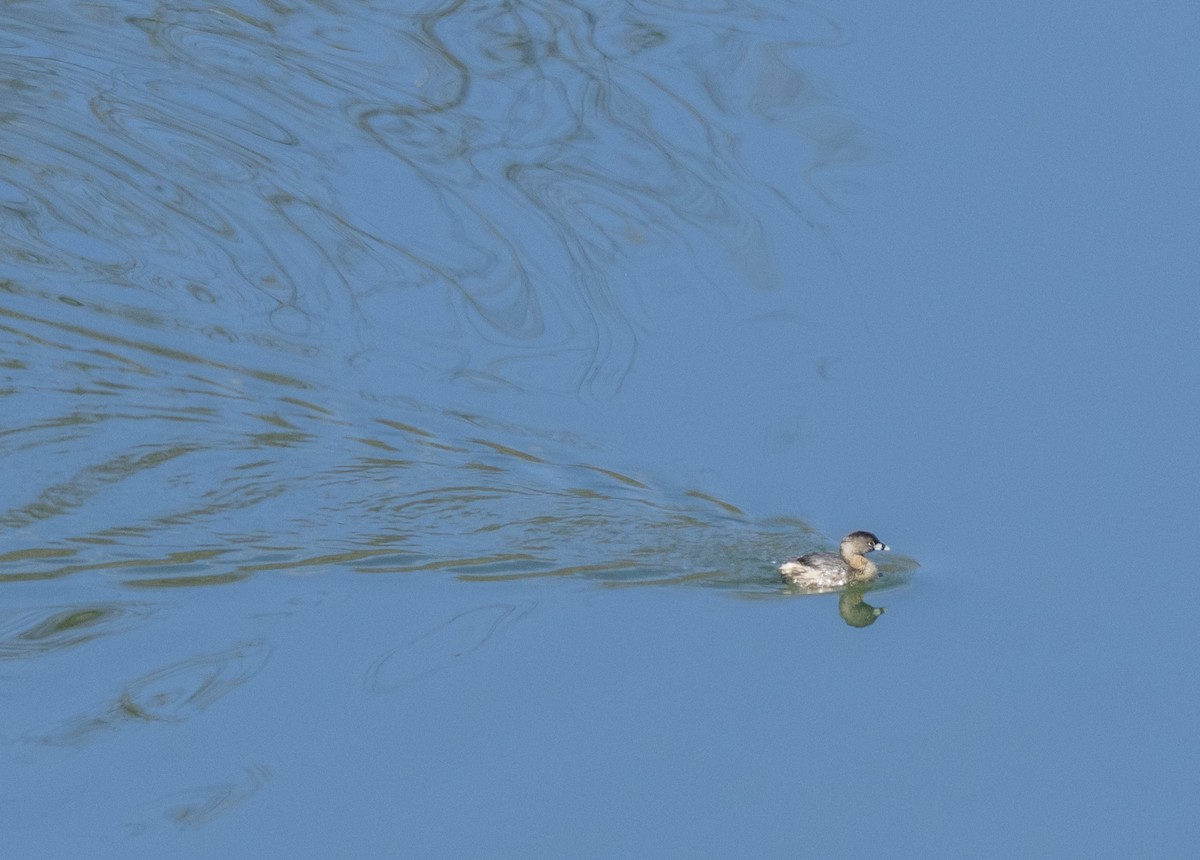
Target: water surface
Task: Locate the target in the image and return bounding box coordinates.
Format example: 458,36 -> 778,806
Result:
3,1 -> 1199,856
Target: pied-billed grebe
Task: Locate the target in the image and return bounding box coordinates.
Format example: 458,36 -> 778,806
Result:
780,530 -> 890,590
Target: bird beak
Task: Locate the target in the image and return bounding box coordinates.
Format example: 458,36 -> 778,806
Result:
875,542 -> 890,552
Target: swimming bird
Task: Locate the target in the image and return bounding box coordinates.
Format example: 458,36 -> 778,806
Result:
780,531 -> 890,590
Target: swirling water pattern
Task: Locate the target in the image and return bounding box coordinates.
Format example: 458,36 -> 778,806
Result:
0,0 -> 870,589
0,1 -> 905,852
6,2 -> 1200,855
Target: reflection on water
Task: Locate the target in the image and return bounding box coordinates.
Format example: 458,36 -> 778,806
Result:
838,585 -> 886,628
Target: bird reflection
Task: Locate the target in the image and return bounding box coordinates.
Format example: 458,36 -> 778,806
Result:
838,585 -> 886,628
780,579 -> 887,627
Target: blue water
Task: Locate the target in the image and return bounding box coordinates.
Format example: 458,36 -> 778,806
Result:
3,1 -> 1199,856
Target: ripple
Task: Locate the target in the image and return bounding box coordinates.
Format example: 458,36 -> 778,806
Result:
0,0 -> 870,593
366,603 -> 536,693
1,0 -> 866,401
0,350 -> 833,592
34,640 -> 272,746
129,764 -> 272,833
0,603 -> 156,660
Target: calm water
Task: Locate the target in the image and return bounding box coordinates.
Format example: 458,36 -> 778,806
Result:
3,1 -> 1198,856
